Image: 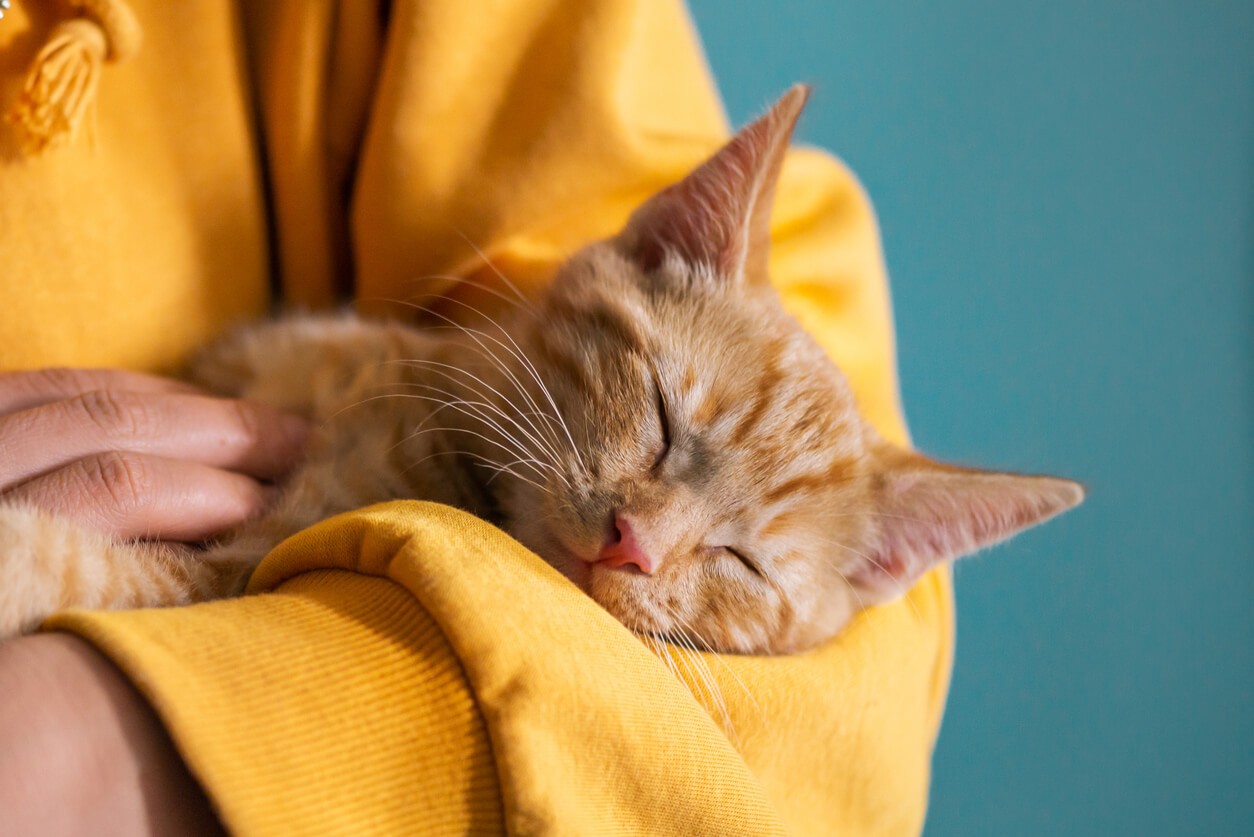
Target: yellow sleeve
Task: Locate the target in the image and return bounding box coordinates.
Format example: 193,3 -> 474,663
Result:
24,0 -> 953,833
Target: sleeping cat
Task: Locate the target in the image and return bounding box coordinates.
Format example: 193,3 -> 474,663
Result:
0,86 -> 1082,652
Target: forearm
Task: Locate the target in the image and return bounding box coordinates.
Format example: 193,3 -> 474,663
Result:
0,633 -> 222,837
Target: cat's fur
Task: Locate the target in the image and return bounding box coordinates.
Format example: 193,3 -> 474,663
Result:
0,87 -> 1083,652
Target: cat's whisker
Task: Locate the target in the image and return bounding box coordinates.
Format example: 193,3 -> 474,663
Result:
653,611 -> 726,727
665,617 -> 738,743
402,272 -> 538,315
389,359 -> 567,473
379,299 -> 573,465
402,445 -> 555,499
428,295 -> 587,476
382,375 -> 566,481
374,388 -> 544,469
637,623 -> 687,700
448,226 -> 534,308
387,405 -> 559,487
830,566 -> 881,659
668,610 -> 765,725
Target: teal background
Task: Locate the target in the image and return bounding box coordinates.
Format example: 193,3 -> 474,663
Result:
687,1 -> 1254,834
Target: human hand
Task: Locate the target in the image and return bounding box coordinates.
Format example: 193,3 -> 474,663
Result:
0,369 -> 308,541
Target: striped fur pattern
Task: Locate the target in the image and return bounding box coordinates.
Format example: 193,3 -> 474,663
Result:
0,87 -> 1082,650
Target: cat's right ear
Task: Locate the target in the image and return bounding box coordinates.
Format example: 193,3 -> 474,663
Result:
616,85 -> 809,284
845,445 -> 1085,607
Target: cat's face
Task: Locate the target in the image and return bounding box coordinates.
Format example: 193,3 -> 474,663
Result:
493,87 -> 1082,654
505,245 -> 878,653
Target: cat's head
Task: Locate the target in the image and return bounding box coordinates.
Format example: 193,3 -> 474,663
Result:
497,86 -> 1083,654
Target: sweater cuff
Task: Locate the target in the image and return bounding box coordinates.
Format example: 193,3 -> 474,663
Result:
46,570 -> 502,835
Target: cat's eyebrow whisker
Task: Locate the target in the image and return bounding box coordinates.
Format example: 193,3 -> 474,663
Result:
824,510 -> 934,526
401,272 -> 538,315
482,457 -> 559,489
424,443 -> 555,498
474,459 -> 554,496
447,226 -> 534,308
396,290 -> 587,478
372,297 -> 554,434
420,339 -> 572,453
387,314 -> 564,454
321,384 -> 554,476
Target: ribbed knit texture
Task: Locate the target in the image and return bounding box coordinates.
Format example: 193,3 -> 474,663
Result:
52,571 -> 502,835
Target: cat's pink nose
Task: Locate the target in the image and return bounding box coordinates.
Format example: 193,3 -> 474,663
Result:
596,514 -> 656,575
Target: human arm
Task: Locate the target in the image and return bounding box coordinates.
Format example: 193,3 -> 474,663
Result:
0,633 -> 222,836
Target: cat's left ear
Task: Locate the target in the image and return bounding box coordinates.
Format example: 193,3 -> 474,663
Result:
846,445 -> 1085,606
618,84 -> 809,283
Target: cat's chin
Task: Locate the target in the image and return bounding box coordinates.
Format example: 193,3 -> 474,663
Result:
516,522 -> 688,640
537,541 -> 665,635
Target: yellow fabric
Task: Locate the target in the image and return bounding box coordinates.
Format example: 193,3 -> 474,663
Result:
0,0 -> 269,371
4,0 -> 955,833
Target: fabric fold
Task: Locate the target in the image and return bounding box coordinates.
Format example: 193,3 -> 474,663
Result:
54,499 -> 949,834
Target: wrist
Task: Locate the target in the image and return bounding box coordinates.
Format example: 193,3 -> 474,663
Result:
0,633 -> 222,836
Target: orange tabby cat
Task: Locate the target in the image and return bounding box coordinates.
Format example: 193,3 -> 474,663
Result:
0,87 -> 1082,651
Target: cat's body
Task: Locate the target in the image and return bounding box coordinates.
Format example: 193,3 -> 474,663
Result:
0,88 -> 1083,651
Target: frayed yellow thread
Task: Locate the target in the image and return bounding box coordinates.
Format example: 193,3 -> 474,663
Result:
6,0 -> 141,156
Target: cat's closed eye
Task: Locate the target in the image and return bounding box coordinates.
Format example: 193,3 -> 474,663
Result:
651,378 -> 671,470
722,546 -> 764,578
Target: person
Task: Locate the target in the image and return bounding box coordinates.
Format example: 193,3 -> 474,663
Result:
0,1 -> 954,833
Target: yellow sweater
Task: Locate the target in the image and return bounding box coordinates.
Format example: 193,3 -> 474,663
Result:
1,0 -> 953,833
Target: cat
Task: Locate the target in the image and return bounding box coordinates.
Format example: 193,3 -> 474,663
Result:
0,86 -> 1083,653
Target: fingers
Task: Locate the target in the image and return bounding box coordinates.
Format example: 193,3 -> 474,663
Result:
0,367 -> 310,542
0,390 -> 309,491
0,368 -> 199,416
4,452 -> 275,542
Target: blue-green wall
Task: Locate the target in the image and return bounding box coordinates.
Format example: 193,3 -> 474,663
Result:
687,2 -> 1254,833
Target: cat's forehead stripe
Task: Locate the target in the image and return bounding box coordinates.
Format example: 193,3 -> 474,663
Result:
758,510 -> 797,539
761,458 -> 858,505
728,357 -> 782,446
680,365 -> 698,395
